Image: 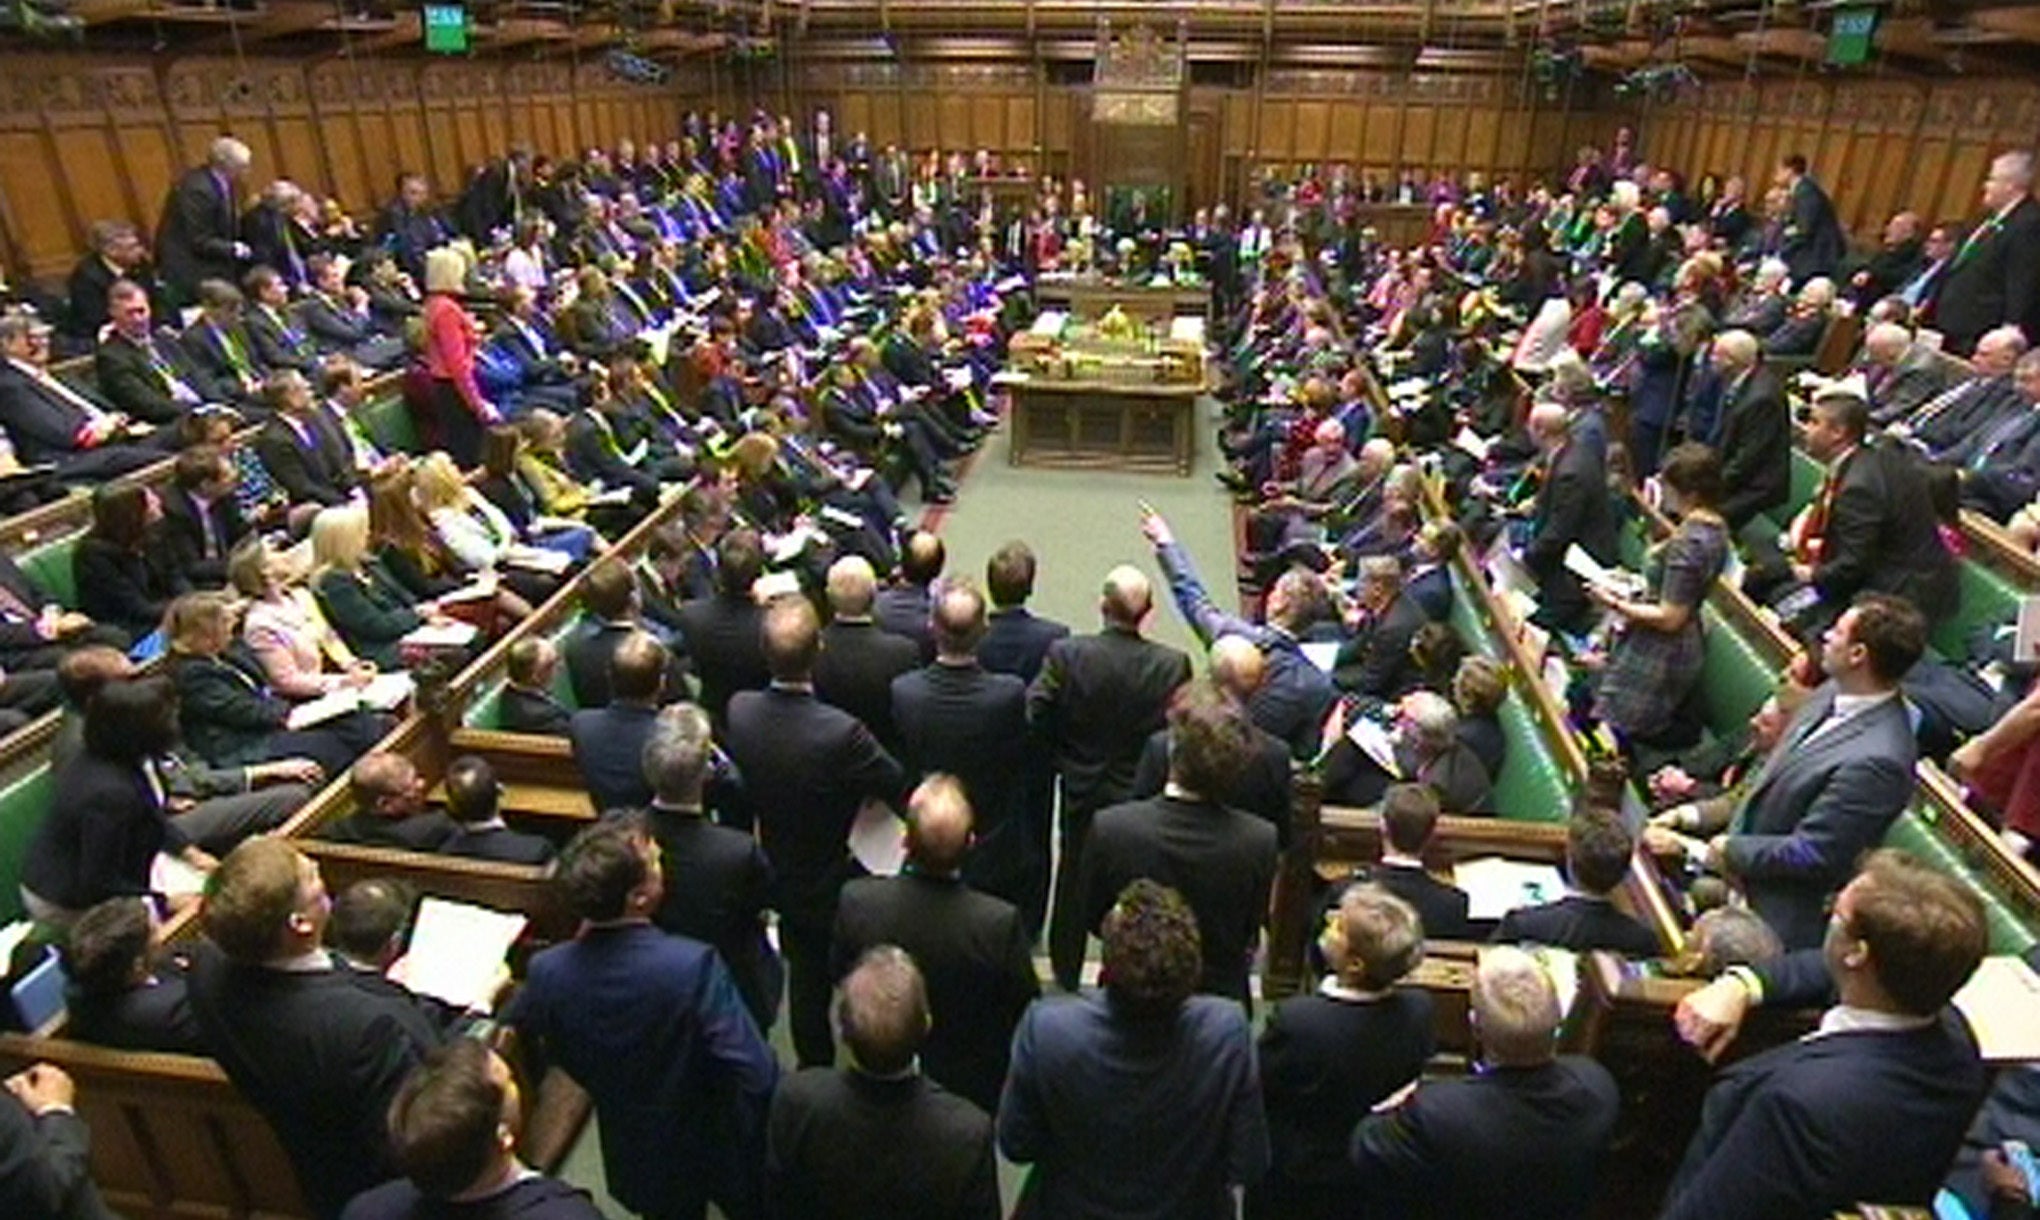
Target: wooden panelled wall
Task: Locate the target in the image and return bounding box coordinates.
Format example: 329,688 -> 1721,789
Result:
1639,77 -> 2040,242
797,63 -> 1618,217
0,54 -> 709,280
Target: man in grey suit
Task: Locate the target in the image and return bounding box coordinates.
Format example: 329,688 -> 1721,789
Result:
1861,322 -> 1953,427
1647,593 -> 1924,949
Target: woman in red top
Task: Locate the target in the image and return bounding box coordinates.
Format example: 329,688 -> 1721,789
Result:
418,246 -> 498,467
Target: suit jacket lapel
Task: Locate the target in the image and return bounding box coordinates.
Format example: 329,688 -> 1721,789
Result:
1734,690 -> 1836,826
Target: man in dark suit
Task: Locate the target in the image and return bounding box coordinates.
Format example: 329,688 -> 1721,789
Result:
60,896 -> 207,1054
64,221 -> 162,346
1081,681 -> 1280,1007
1349,945 -> 1619,1220
454,151 -> 529,243
1656,594 -> 1923,950
640,702 -> 780,1034
830,776 -> 1038,1114
1955,350 -> 2040,523
562,558 -> 646,711
1405,521 -> 1458,623
1522,401 -> 1620,636
506,818 -> 779,1220
1324,783 -> 1472,942
155,137 -> 252,306
998,879 -> 1270,1216
1848,210 -> 1926,309
1143,507 -> 1335,757
1792,390 -> 1958,636
1776,153 -> 1845,286
0,313 -> 161,482
1322,691 -> 1493,816
767,946 -> 1001,1220
814,555 -> 921,753
1861,321 -> 1954,427
1709,331 -> 1792,531
1028,564 -> 1192,992
252,370 -> 355,508
93,279 -> 211,425
977,540 -> 1069,683
568,632 -> 669,815
672,529 -> 771,727
179,281 -> 268,406
1130,636 -> 1293,848
890,583 -> 1033,909
375,173 -> 453,284
1332,555 -> 1429,702
874,530 -> 943,661
437,755 -> 554,866
1491,810 -> 1659,956
322,753 -> 457,852
1929,151 -> 2040,356
1904,326 -> 2028,454
499,638 -> 571,735
1662,850 -> 1991,1220
157,445 -> 248,591
726,597 -> 906,1067
488,283 -> 580,412
186,839 -> 447,1218
0,1059 -> 119,1220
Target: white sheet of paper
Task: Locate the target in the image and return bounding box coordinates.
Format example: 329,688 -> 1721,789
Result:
1952,954 -> 2040,1063
402,621 -> 480,649
1345,716 -> 1402,779
1452,427 -> 1492,461
438,579 -> 497,605
848,799 -> 906,876
150,852 -> 208,900
286,688 -> 360,731
1300,641 -> 1340,675
1452,856 -> 1567,922
504,544 -> 571,575
752,570 -> 804,603
2016,597 -> 2040,666
1563,544 -> 1645,599
1486,545 -> 1537,600
359,672 -> 415,712
399,897 -> 528,1013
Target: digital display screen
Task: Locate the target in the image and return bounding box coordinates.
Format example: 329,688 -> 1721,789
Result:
424,4 -> 468,54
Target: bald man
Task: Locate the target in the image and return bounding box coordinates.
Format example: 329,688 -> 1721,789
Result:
1709,329 -> 1791,530
875,531 -> 946,663
1130,637 -> 1295,848
814,555 -> 921,754
726,597 -> 905,1067
1930,149 -> 2040,355
890,582 -> 1032,910
1028,563 -> 1192,991
1860,322 -> 1953,427
829,777 -> 1038,1113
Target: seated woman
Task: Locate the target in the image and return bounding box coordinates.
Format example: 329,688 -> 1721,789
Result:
412,450 -> 559,609
1590,443 -> 1730,751
518,408 -> 637,539
476,425 -> 601,563
365,466 -> 522,636
230,536 -> 377,702
166,592 -> 388,778
310,503 -> 467,669
75,483 -> 181,646
20,676 -> 217,924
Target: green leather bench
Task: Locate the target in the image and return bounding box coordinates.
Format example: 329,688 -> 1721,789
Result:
1446,565 -> 1572,823
0,767 -> 54,923
16,536 -> 79,610
1883,809 -> 2037,956
358,392 -> 423,456
1698,602 -> 1779,740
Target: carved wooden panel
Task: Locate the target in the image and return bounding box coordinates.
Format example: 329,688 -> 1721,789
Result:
1292,100 -> 1329,161
1402,106 -> 1437,169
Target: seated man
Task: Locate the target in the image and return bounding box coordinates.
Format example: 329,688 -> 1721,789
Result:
65,220 -> 164,347
1860,321 -> 1952,427
1349,945 -> 1619,1219
1900,325 -> 2027,455
1491,808 -> 1660,956
437,755 -> 554,866
94,278 -> 212,426
1952,348 -> 2040,523
323,753 -> 457,851
1664,850 -> 1992,1219
767,946 -> 1001,1220
0,311 -> 162,482
186,838 -> 448,1217
60,896 -> 205,1054
498,637 -> 571,735
1322,691 -> 1493,815
340,1041 -> 604,1220
178,279 -> 267,406
252,369 -> 358,509
1322,783 -> 1473,942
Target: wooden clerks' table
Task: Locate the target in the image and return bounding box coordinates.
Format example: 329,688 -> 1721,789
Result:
1001,311 -> 1209,475
1035,276 -> 1211,327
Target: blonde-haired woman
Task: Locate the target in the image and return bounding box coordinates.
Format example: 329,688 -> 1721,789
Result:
413,450 -> 553,611
230,536 -> 376,701
309,504 -> 454,668
517,409 -> 632,537
420,245 -> 497,467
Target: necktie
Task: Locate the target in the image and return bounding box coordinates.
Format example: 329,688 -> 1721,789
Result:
1953,213 -> 2002,269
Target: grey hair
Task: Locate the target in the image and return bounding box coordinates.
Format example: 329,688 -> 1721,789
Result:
641,702 -> 715,801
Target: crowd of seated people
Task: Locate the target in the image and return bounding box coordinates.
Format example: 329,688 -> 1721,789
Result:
6,113 -> 2040,1220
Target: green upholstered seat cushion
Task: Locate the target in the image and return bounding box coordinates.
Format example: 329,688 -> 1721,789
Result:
0,766 -> 53,924
18,537 -> 78,610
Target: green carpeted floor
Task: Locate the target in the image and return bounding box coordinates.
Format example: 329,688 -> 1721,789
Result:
923,397 -> 1242,658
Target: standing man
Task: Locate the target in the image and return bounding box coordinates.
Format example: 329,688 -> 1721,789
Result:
1776,153 -> 1845,286
1709,330 -> 1792,532
977,540 -> 1069,935
1028,565 -> 1191,992
1520,401 -> 1619,636
891,583 -> 1032,908
1664,850 -> 1991,1220
998,879 -> 1270,1215
156,137 -> 253,307
506,818 -> 778,1220
831,776 -> 1039,1114
813,555 -> 920,755
725,597 -> 906,1067
1929,150 -> 2040,356
1080,681 -> 1280,1007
